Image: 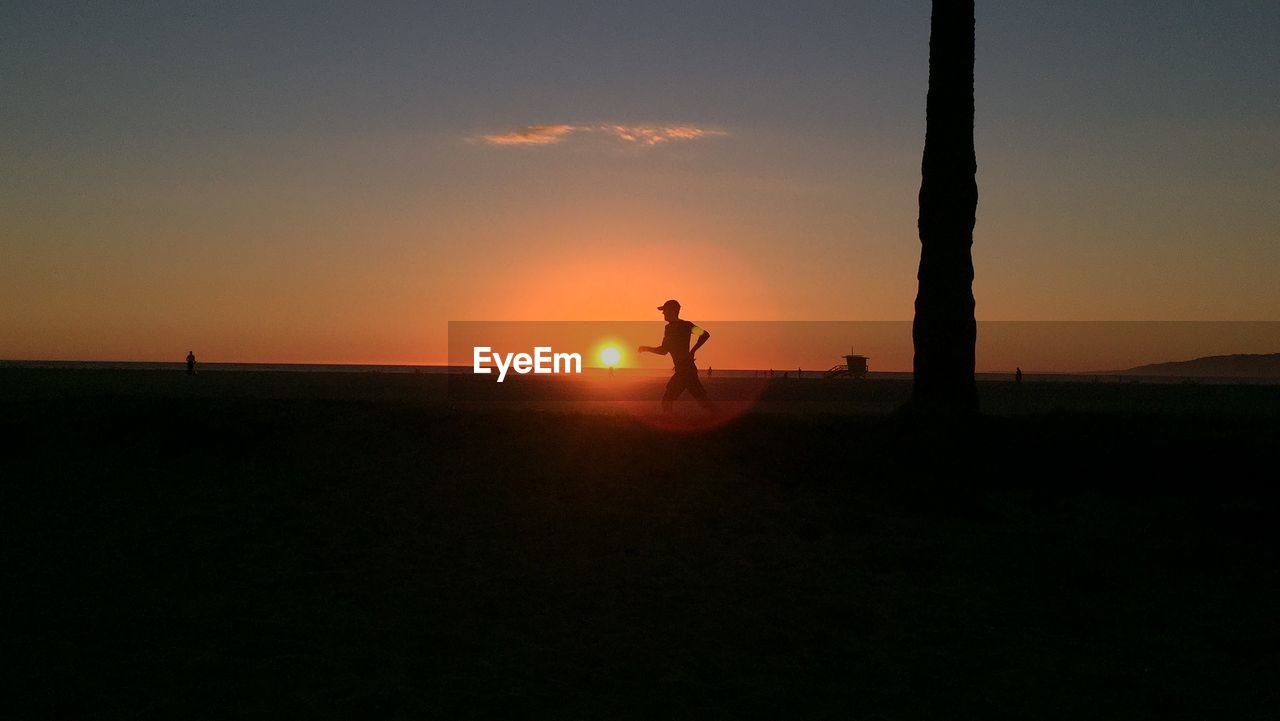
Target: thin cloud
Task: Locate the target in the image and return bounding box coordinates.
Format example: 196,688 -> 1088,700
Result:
482,124 -> 579,146
480,123 -> 726,147
599,125 -> 727,145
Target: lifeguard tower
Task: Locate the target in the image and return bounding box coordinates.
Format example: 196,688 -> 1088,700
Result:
825,350 -> 869,379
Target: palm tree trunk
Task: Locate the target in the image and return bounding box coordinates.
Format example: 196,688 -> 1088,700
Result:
913,0 -> 978,411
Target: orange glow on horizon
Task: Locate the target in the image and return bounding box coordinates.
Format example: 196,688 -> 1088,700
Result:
482,240 -> 781,323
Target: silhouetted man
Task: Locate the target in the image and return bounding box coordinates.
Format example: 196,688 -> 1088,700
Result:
639,300 -> 714,412
186,351 -> 196,375
1015,367 -> 1023,384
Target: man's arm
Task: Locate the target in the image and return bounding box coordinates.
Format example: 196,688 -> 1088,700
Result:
690,326 -> 710,356
638,342 -> 669,355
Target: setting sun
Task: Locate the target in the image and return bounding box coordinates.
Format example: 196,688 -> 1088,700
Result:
600,346 -> 622,368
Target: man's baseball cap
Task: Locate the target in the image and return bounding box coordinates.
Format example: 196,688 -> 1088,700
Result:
657,299 -> 681,312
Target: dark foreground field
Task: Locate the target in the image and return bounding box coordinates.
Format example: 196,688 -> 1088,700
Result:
3,370 -> 1279,718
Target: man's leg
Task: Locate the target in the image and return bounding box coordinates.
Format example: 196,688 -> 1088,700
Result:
662,371 -> 686,412
686,367 -> 715,411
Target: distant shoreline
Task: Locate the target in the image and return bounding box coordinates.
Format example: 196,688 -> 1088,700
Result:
0,359 -> 463,374
3,360 -> 1280,385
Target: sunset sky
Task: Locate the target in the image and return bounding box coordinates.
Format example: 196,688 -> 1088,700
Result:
3,1 -> 1278,365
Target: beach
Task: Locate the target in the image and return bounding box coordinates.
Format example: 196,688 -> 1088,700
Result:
4,368 -> 1278,717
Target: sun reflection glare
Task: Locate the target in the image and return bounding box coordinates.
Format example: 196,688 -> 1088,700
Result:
600,346 -> 622,367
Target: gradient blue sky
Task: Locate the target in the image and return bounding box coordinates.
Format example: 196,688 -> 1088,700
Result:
3,1 -> 1277,362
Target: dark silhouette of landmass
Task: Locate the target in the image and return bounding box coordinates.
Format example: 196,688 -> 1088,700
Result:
1116,353 -> 1280,379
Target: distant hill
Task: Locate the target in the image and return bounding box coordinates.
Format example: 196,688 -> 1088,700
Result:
1117,353 -> 1280,378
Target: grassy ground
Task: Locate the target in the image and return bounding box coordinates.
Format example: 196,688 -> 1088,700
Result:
3,370 -> 1278,718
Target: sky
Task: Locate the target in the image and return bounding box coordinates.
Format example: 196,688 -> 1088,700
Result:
2,1 -> 1278,365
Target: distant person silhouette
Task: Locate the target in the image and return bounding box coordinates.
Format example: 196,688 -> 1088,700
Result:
638,300 -> 714,412
186,351 -> 196,376
708,366 -> 713,377
1015,367 -> 1023,384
